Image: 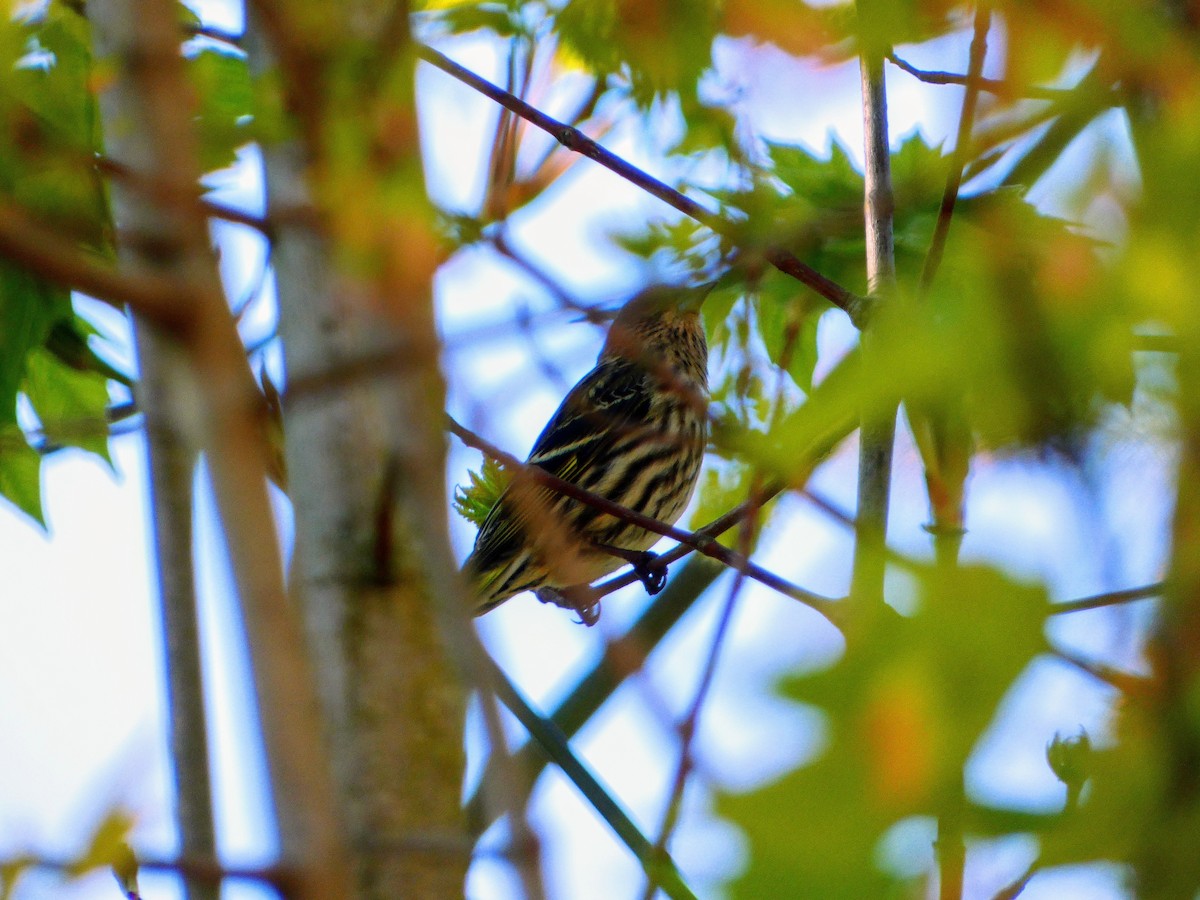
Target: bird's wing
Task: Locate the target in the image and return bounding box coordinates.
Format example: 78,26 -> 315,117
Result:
467,360 -> 651,574
526,358 -> 652,480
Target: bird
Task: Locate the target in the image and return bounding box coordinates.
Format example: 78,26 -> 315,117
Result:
463,284 -> 709,622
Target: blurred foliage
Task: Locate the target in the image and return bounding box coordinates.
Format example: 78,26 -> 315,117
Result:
719,565 -> 1047,897
435,0 -> 1200,895
2,0 -> 1199,895
0,1 -> 256,526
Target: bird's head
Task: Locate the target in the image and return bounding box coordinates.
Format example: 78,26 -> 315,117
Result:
599,284 -> 709,387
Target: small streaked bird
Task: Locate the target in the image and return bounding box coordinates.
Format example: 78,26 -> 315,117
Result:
464,285 -> 710,621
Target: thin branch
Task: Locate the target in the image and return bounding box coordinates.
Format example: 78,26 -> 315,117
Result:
849,12 -> 898,609
131,316 -> 218,900
447,417 -> 841,622
1050,582 -> 1163,615
888,52 -> 1081,102
484,657 -> 699,900
0,198 -> 188,328
1048,645 -> 1152,693
92,2 -> 351,895
641,494 -> 760,900
415,43 -> 868,326
97,156 -> 277,235
465,555 -> 725,832
921,7 -> 992,292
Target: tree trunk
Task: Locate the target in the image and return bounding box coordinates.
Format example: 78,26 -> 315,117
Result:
248,4 -> 471,895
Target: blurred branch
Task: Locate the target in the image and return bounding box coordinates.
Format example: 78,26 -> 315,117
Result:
887,52 -> 1088,101
921,8 -> 991,293
1050,582 -> 1163,615
92,2 -> 351,896
416,43 -> 869,326
1134,333 -> 1180,353
130,317 -> 217,900
1048,645 -> 1152,693
642,495 -> 761,900
484,657 -> 699,900
0,198 -> 187,327
466,555 -> 724,831
97,156 -> 275,235
995,66 -> 1114,190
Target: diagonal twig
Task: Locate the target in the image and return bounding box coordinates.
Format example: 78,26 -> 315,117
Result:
448,417 -> 841,620
415,43 -> 868,327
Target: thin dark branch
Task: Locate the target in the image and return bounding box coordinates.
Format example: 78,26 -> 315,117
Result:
448,417 -> 841,622
921,7 -> 992,292
642,494 -> 761,900
1050,582 -> 1163,615
465,555 -> 725,832
185,24 -> 245,48
888,52 -> 1079,102
484,657 -> 699,900
415,43 -> 868,326
1048,645 -> 1152,692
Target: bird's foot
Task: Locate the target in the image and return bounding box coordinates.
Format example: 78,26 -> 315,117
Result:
631,551 -> 667,595
592,542 -> 670,596
536,584 -> 601,627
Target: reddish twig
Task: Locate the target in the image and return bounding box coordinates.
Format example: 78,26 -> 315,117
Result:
415,43 -> 868,327
448,417 -> 840,622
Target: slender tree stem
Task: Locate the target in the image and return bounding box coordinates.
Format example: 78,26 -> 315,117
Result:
92,3 -> 351,895
641,497 -> 760,900
1050,582 -> 1163,614
887,52 -> 1082,101
465,556 -> 725,831
850,10 -> 898,609
485,660 -> 698,900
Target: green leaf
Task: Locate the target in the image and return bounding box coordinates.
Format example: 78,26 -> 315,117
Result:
555,0 -> 719,106
453,455 -> 511,526
66,809 -> 135,879
719,565 -> 1047,898
0,435 -> 44,527
687,458 -> 777,549
188,47 -> 254,173
22,346 -> 114,463
754,271 -> 821,394
0,265 -> 70,421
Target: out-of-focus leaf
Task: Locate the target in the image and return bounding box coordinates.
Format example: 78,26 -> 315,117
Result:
687,458 -> 777,549
188,47 -> 254,173
1036,703 -> 1200,896
555,0 -> 719,105
719,564 -> 1047,898
754,271 -> 821,394
22,347 -> 114,464
0,855 -> 33,900
434,2 -> 525,38
0,436 -> 43,526
66,809 -> 135,879
720,0 -> 855,59
44,319 -> 132,386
